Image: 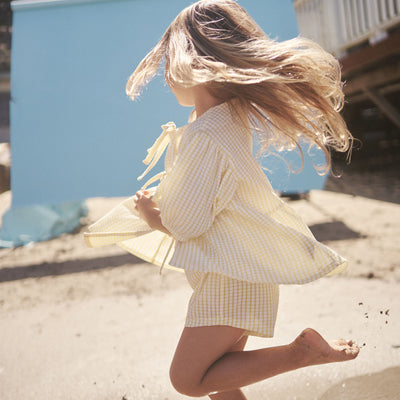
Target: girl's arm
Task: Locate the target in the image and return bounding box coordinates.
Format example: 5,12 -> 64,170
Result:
134,190 -> 171,235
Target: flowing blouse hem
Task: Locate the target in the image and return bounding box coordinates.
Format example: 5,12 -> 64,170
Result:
117,242 -> 184,273
86,231 -> 348,285
167,258 -> 348,285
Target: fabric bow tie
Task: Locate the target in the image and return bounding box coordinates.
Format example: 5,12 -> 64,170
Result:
137,122 -> 177,189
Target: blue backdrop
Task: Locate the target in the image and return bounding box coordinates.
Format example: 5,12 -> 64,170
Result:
9,0 -> 323,208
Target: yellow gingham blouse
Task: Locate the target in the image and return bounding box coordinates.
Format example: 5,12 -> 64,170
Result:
84,102 -> 347,284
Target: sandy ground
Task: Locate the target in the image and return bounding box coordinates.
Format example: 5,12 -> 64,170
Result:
0,182 -> 400,399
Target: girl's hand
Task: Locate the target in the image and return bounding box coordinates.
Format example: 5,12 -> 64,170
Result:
134,190 -> 170,235
134,190 -> 155,216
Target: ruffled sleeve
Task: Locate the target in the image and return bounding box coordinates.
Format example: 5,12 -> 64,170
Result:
153,130 -> 237,242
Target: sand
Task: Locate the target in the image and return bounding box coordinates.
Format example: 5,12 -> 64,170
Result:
0,187 -> 399,400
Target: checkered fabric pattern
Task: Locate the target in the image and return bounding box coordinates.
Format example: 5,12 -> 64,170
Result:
185,271 -> 279,338
85,101 -> 348,337
85,102 -> 348,335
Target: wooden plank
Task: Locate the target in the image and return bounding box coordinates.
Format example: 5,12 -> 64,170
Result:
343,59 -> 400,95
363,86 -> 400,129
340,29 -> 400,77
348,82 -> 400,103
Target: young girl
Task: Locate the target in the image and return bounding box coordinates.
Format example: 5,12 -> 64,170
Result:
85,1 -> 359,398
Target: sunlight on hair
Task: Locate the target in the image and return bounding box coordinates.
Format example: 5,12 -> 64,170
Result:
126,0 -> 353,174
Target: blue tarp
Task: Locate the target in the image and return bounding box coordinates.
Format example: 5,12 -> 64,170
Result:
0,201 -> 88,247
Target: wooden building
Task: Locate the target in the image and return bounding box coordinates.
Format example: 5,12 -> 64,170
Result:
294,0 -> 400,166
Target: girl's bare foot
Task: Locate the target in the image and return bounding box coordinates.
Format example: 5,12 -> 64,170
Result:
291,328 -> 360,368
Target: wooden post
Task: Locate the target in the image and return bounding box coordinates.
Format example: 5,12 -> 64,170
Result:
362,86 -> 400,130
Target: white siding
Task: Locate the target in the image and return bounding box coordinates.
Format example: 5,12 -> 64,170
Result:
294,0 -> 400,56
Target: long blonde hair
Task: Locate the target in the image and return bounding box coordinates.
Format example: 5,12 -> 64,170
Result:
126,0 -> 352,173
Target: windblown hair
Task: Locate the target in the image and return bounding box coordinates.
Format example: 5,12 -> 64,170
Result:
126,0 -> 353,173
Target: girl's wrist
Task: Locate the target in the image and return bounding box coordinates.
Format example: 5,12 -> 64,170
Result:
143,208 -> 170,235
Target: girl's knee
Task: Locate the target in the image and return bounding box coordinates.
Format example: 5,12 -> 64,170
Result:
169,363 -> 207,397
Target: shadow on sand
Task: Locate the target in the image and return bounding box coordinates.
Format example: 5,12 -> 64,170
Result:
320,366 -> 400,400
0,253 -> 143,283
309,220 -> 364,242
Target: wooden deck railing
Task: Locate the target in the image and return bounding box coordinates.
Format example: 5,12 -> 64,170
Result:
294,0 -> 400,56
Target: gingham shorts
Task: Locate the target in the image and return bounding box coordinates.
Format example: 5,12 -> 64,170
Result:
184,270 -> 279,338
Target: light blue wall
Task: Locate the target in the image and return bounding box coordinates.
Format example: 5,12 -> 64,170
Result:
10,0 -> 324,207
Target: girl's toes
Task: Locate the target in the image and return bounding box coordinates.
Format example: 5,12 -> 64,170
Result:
345,344 -> 360,358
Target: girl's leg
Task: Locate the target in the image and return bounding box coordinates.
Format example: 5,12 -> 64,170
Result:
209,335 -> 249,400
170,325 -> 359,398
